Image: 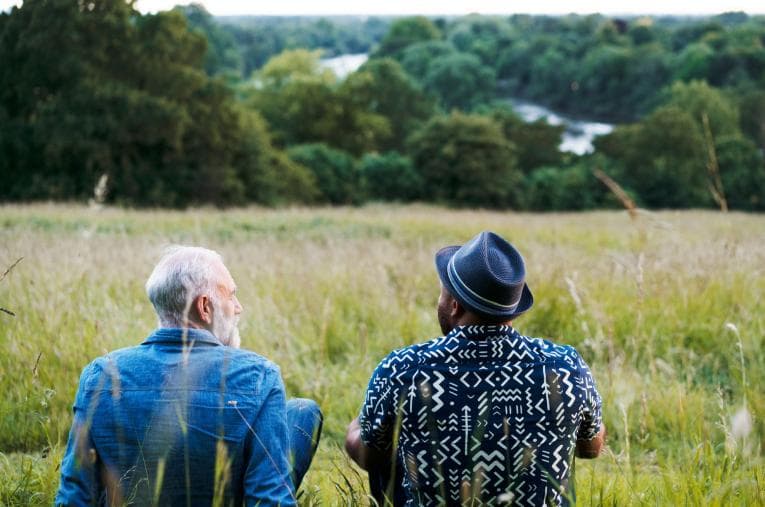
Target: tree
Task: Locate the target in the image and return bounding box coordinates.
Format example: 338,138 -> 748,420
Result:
524,164 -> 616,211
247,49 -> 390,155
447,14 -> 516,66
661,80 -> 740,138
287,144 -> 362,204
739,90 -> 765,151
0,0 -> 305,206
487,107 -> 564,173
715,135 -> 765,210
399,40 -> 458,82
176,3 -> 242,77
423,53 -> 496,111
407,112 -> 522,208
374,16 -> 442,58
341,58 -> 435,151
594,106 -> 710,207
360,152 -> 422,202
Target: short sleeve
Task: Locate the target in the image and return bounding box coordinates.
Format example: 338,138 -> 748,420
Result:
358,355 -> 404,451
575,353 -> 603,441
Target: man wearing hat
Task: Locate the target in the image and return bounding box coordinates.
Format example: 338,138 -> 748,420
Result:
345,231 -> 605,506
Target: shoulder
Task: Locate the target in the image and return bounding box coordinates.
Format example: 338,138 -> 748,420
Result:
378,338 -> 436,370
521,334 -> 589,371
78,345 -> 139,387
225,347 -> 278,371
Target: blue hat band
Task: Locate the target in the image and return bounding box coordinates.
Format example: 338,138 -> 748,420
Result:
447,256 -> 522,316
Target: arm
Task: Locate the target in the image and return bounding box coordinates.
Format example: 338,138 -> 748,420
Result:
574,351 -> 605,459
345,417 -> 389,471
244,367 -> 296,507
346,357 -> 400,469
575,423 -> 606,459
55,364 -> 102,506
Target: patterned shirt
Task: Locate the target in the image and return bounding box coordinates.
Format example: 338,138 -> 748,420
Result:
358,325 -> 602,506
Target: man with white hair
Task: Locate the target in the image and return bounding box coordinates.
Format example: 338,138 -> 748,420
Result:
56,246 -> 322,506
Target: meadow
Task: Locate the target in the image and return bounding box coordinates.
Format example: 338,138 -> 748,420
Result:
0,204 -> 763,505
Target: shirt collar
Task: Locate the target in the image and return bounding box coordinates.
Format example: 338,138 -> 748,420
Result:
446,324 -> 517,341
142,327 -> 223,346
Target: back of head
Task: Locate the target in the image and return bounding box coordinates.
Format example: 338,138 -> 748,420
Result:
145,246 -> 223,328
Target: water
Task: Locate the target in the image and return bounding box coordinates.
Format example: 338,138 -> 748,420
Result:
319,53 -> 368,79
509,99 -> 614,155
319,54 -> 614,155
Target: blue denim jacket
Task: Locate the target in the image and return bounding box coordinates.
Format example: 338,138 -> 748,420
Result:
55,328 -> 295,506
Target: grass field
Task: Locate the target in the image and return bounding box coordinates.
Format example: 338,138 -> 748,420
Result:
1,204 -> 764,505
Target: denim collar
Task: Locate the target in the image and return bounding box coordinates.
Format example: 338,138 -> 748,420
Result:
142,327 -> 223,346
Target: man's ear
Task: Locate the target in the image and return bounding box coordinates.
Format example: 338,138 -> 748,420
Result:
451,298 -> 465,319
194,294 -> 213,325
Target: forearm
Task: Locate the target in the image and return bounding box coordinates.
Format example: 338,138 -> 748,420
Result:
345,417 -> 371,470
55,412 -> 101,505
345,417 -> 390,471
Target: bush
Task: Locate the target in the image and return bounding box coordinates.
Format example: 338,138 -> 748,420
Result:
523,163 -> 617,211
360,152 -> 422,202
407,112 -> 522,208
287,144 -> 362,205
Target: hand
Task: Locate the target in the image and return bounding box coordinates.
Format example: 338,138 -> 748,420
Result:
575,424 -> 606,459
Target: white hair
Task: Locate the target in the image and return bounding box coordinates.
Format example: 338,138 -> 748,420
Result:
145,245 -> 223,328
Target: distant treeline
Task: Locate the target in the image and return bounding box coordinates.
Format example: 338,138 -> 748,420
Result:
1,2 -> 764,210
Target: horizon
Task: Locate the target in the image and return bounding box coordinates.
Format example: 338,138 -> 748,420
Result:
2,0 -> 765,17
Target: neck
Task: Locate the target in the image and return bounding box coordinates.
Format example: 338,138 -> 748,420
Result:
159,317 -> 208,331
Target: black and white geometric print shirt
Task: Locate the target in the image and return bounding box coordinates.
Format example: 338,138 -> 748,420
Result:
358,325 -> 603,506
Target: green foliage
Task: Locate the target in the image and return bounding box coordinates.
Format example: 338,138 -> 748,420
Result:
489,13 -> 765,123
738,90 -> 765,151
447,15 -> 515,65
340,58 -> 435,151
594,81 -> 752,209
359,152 -> 422,202
661,80 -> 740,137
523,163 -> 616,210
247,49 -> 391,156
374,16 -> 442,58
595,107 -> 710,208
0,0 -> 301,207
176,3 -> 242,77
407,112 -> 522,208
3,8 -> 765,211
398,40 -> 458,82
221,16 -> 390,77
422,53 -> 496,111
716,135 -> 765,210
286,144 -> 361,205
255,48 -> 335,87
487,106 -> 565,172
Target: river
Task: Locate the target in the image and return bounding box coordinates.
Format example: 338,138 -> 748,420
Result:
320,53 -> 614,155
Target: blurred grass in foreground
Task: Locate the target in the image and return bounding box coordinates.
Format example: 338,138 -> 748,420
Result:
0,204 -> 763,504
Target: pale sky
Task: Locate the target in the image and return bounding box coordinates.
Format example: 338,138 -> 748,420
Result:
1,0 -> 764,16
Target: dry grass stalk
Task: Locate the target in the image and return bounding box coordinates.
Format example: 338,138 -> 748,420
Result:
701,113 -> 728,212
88,173 -> 109,210
592,169 -> 638,220
0,257 -> 23,317
0,256 -> 23,284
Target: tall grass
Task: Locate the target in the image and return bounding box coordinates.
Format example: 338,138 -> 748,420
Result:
0,204 -> 763,504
